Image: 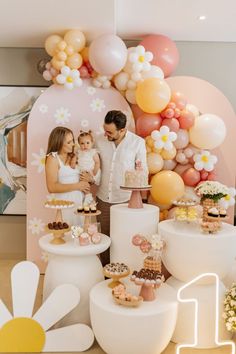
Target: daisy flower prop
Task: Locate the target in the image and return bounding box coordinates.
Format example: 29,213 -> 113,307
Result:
219,187 -> 236,209
128,45 -> 153,72
151,126 -> 177,151
56,66 -> 82,90
193,150 -> 218,172
0,261 -> 94,352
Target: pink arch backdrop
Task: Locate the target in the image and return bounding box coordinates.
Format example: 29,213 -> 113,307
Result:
166,76 -> 236,221
27,79 -> 134,270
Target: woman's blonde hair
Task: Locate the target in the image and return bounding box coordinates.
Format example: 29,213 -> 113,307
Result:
46,126 -> 74,155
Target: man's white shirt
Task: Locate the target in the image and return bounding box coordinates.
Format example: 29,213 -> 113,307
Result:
96,131 -> 147,203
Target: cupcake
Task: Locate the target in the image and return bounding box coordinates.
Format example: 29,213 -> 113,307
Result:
219,208 -> 227,218
207,207 -> 219,217
83,205 -> 90,213
77,205 -> 84,213
90,204 -> 97,213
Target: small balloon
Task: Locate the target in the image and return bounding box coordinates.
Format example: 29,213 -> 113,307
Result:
45,35 -> 62,56
64,30 -> 86,52
147,152 -> 164,174
161,118 -> 179,132
171,92 -> 187,110
136,113 -> 162,138
181,168 -> 201,187
174,129 -> 189,149
178,109 -> 195,129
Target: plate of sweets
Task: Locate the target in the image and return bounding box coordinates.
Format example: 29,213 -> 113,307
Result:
103,263 -> 130,288
45,199 -> 74,209
173,198 -> 197,207
112,284 -> 143,308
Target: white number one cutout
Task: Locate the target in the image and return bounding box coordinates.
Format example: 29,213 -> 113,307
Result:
176,272 -> 235,354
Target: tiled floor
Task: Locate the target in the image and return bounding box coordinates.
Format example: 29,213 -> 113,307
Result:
0,259 -> 234,354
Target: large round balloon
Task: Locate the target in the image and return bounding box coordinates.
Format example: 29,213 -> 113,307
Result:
140,34 -> 179,77
45,35 -> 62,56
150,170 -> 185,205
189,113 -> 226,149
135,78 -> 171,113
64,30 -> 86,52
89,34 -> 127,76
136,113 -> 162,137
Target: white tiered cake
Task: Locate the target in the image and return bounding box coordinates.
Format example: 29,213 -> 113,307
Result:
110,203 -> 159,271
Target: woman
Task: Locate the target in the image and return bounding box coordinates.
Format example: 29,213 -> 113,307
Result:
45,126 -> 90,224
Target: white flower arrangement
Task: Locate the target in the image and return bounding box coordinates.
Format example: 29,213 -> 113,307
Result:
223,283 -> 236,332
195,181 -> 228,202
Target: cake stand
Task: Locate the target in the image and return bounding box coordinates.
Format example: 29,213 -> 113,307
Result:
76,210 -> 101,231
120,185 -> 151,209
103,268 -> 130,289
45,201 -> 74,244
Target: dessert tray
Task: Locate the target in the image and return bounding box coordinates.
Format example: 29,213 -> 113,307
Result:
103,263 -> 130,288
112,284 -> 143,308
45,199 -> 75,209
112,294 -> 143,307
120,185 -> 151,209
173,198 -> 197,207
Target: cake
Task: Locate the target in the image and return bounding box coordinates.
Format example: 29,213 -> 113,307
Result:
207,207 -> 219,218
124,169 -> 148,188
124,159 -> 148,188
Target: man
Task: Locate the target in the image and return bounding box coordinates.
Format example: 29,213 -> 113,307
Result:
95,110 -> 147,266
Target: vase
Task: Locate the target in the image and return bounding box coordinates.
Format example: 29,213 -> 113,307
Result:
200,198 -> 221,234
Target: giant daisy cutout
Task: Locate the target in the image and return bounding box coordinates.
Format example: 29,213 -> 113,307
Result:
0,261 -> 94,352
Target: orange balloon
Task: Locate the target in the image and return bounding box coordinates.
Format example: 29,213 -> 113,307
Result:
161,146 -> 176,160
135,78 -> 171,113
150,170 -> 185,205
66,53 -> 83,69
81,46 -> 90,62
45,35 -> 62,56
64,30 -> 86,52
147,153 -> 164,174
145,136 -> 154,148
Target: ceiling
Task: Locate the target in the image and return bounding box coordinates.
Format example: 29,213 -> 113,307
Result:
0,0 -> 236,48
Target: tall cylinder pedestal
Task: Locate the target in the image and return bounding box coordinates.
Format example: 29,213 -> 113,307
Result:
110,203 -> 159,270
166,276 -> 232,348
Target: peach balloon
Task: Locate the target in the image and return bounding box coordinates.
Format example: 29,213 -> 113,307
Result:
57,40 -> 67,51
163,159 -> 177,170
145,136 -> 154,148
81,46 -> 90,62
161,118 -> 179,132
178,109 -> 195,129
56,51 -> 67,62
51,57 -> 65,71
171,92 -> 187,110
136,78 -> 171,113
174,163 -> 192,176
174,129 -> 189,149
65,45 -> 74,56
136,113 -> 162,138
66,53 -> 83,69
64,30 -> 86,52
150,170 -> 185,205
130,104 -> 145,120
181,167 -> 201,187
146,145 -> 152,153
161,146 -> 176,160
45,35 -> 62,56
147,152 -> 164,174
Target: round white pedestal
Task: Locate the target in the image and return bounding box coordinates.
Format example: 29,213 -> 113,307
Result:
90,280 -> 178,354
39,233 -> 111,326
167,276 -> 232,348
159,220 -> 236,283
222,258 -> 236,288
110,203 -> 159,270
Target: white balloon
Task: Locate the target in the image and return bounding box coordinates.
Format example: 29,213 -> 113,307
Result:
189,114 -> 226,149
127,79 -> 137,90
174,129 -> 189,149
142,65 -> 164,80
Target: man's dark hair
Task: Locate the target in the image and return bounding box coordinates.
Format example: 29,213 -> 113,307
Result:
104,110 -> 127,130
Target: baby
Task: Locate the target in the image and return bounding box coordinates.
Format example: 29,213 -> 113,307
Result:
71,130 -> 100,205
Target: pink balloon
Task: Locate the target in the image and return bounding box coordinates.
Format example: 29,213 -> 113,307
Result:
79,65 -> 90,78
174,129 -> 189,149
171,92 -> 187,110
182,168 -> 201,187
130,104 -> 145,120
200,170 -> 209,181
207,170 -> 217,181
178,109 -> 195,129
89,34 -> 127,76
162,118 -> 179,132
136,113 -> 162,138
140,34 -> 179,77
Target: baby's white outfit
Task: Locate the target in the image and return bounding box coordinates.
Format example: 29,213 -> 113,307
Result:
77,148 -> 100,205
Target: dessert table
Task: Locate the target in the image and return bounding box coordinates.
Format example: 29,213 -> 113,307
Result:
39,233 -> 111,326
90,279 -> 178,354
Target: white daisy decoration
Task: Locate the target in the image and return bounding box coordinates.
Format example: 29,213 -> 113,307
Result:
0,261 -> 94,352
151,126 -> 177,151
28,217 -> 45,235
86,86 -> 96,95
31,148 -> 46,173
54,107 -> 71,125
128,45 -> 153,72
56,66 -> 83,90
193,150 -> 218,172
39,104 -> 48,114
219,187 -> 236,209
90,98 -> 105,112
81,119 -> 89,128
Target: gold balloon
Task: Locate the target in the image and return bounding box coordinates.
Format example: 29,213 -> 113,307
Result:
135,78 -> 171,113
146,146 -> 152,153
81,46 -> 90,62
56,51 -> 67,61
51,57 -> 65,71
45,35 -> 62,56
64,30 -> 86,52
147,153 -> 164,174
65,45 -> 74,56
66,53 -> 83,69
152,146 -> 162,154
145,136 -> 154,148
57,40 -> 67,51
150,170 -> 185,205
161,146 -> 176,160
